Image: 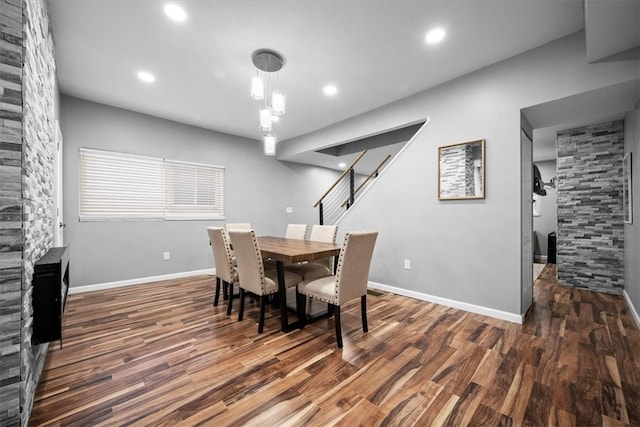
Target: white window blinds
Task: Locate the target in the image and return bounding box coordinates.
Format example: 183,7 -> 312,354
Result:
79,148 -> 225,221
164,159 -> 224,220
79,149 -> 164,220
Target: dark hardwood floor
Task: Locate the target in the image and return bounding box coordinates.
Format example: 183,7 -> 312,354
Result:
29,265 -> 639,426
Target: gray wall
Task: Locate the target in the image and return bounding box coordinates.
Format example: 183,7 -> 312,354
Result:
61,96 -> 338,287
533,160 -> 557,258
624,108 -> 640,321
282,31 -> 639,318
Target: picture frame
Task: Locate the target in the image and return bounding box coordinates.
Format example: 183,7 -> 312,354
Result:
438,139 -> 485,200
623,152 -> 633,224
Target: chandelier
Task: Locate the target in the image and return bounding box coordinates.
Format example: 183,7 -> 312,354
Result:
250,49 -> 286,156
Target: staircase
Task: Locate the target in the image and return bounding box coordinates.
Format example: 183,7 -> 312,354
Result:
314,149 -> 391,225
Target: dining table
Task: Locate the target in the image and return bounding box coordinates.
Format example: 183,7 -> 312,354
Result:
257,236 -> 341,332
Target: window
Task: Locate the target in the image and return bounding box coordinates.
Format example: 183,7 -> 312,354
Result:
79,148 -> 225,221
164,159 -> 224,220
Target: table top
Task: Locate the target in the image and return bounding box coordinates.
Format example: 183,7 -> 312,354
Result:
258,236 -> 341,264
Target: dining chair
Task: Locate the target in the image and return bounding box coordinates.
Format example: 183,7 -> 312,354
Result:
225,223 -> 252,231
285,223 -> 308,240
285,224 -> 338,280
228,229 -> 303,333
207,226 -> 238,315
296,230 -> 378,348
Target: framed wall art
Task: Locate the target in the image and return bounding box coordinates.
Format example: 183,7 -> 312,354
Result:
438,139 -> 485,200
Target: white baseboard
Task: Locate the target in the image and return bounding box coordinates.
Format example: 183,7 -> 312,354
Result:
69,268 -> 215,295
623,290 -> 640,329
368,281 -> 523,324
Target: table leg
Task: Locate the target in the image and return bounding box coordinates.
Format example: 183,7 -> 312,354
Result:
277,260 -> 303,332
277,260 -> 289,332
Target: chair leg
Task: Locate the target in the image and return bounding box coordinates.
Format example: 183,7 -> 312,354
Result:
258,295 -> 267,333
237,288 -> 245,321
333,304 -> 343,348
227,282 -> 234,316
361,295 -> 368,333
223,279 -> 229,300
296,289 -> 306,329
213,277 -> 221,306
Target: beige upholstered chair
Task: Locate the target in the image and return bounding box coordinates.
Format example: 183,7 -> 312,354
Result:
297,230 -> 378,348
285,223 -> 308,240
286,224 -> 338,280
228,229 -> 302,333
207,227 -> 238,315
225,223 -> 252,231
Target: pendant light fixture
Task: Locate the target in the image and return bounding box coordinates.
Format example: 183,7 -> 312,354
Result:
263,134 -> 277,156
250,49 -> 285,155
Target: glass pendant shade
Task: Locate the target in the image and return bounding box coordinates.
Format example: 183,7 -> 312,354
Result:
251,75 -> 264,100
264,135 -> 277,156
259,107 -> 273,131
271,90 -> 286,116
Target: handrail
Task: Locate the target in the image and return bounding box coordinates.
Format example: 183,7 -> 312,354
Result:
340,154 -> 392,208
313,149 -> 368,208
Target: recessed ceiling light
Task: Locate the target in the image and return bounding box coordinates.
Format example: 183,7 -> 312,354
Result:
323,85 -> 338,96
137,71 -> 155,83
338,162 -> 346,168
425,28 -> 446,44
164,4 -> 187,22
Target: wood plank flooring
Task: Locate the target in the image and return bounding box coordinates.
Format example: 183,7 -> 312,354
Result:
29,265 -> 640,426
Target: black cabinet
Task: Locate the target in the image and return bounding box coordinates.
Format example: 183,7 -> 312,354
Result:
32,246 -> 70,347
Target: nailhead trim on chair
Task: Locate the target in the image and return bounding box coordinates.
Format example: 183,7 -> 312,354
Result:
299,229 -> 377,305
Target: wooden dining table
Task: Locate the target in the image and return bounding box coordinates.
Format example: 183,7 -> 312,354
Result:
258,236 -> 341,332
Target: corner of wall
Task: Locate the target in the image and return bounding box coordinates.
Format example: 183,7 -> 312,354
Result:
19,0 -> 57,424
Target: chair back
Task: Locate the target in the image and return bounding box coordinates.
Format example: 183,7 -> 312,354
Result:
285,224 -> 308,240
335,230 -> 378,305
225,223 -> 252,231
207,227 -> 235,284
309,224 -> 338,243
308,224 -> 338,271
227,229 -> 267,296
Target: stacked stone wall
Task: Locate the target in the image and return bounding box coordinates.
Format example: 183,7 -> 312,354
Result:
0,0 -> 24,424
557,120 -> 625,294
0,0 -> 56,423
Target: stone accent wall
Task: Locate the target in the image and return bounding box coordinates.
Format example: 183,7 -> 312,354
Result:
556,120 -> 625,294
0,0 -> 55,424
0,0 -> 24,424
21,0 -> 56,424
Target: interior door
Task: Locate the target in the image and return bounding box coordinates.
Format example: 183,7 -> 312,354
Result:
53,120 -> 64,246
521,129 -> 533,316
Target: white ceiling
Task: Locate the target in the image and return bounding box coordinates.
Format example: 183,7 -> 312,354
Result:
48,0 -> 640,172
48,0 -> 586,146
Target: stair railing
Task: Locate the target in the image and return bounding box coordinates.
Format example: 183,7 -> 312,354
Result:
314,149 -> 367,225
340,154 -> 392,209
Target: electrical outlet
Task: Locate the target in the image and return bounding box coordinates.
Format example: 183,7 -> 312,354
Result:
404,259 -> 411,270
163,251 -> 170,260
285,206 -> 293,214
